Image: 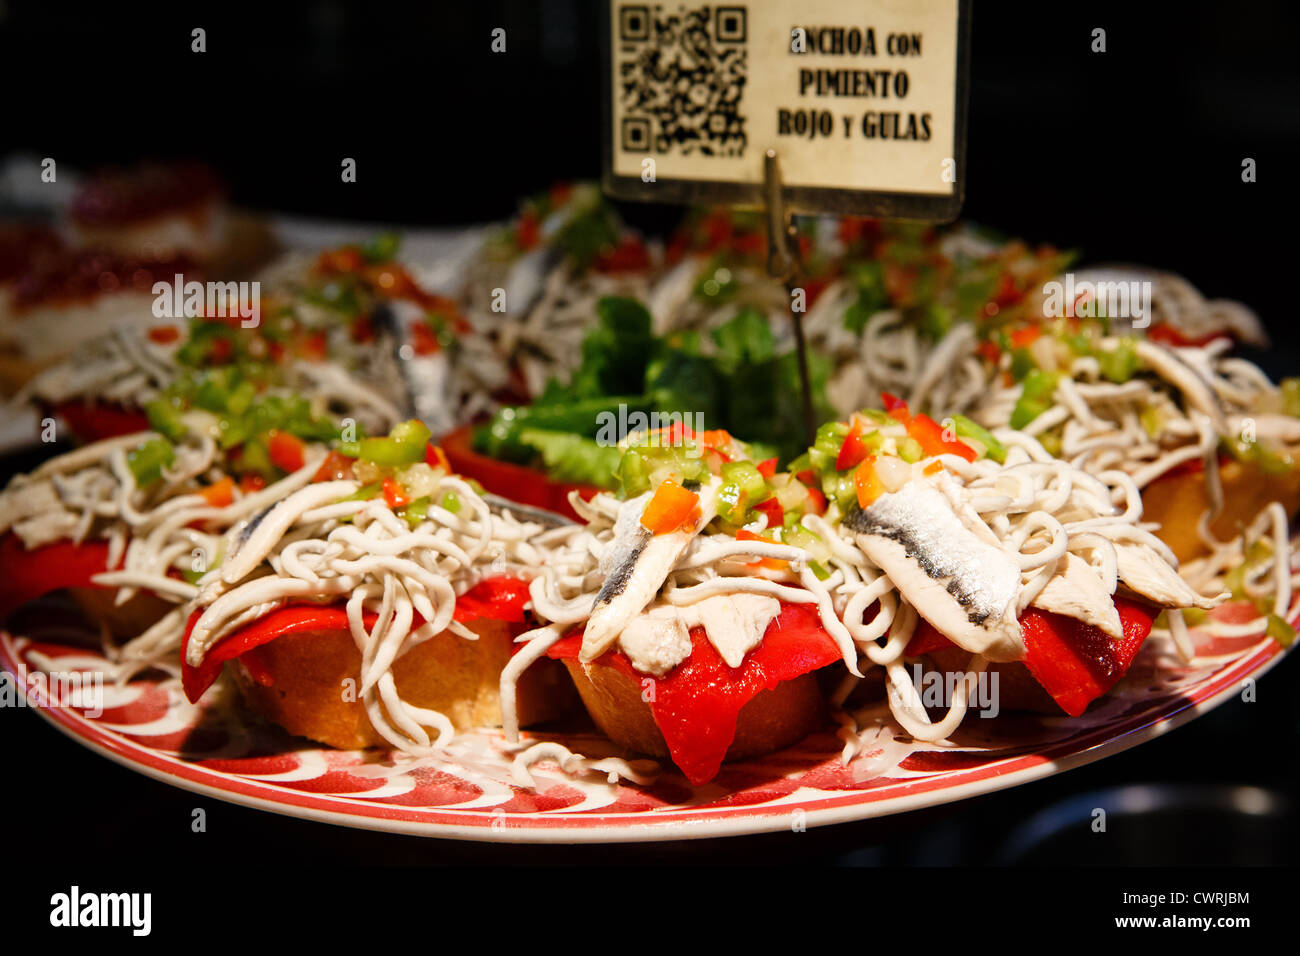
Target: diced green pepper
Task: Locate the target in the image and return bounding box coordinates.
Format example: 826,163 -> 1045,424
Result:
1097,337 -> 1140,383
1009,347 -> 1036,382
403,496 -> 431,527
897,436 -> 924,463
362,232 -> 402,263
127,438 -> 176,487
344,483 -> 383,502
1281,378 -> 1300,419
951,414 -> 1006,463
1011,370 -> 1058,430
1266,613 -> 1295,647
359,419 -> 431,466
720,461 -> 768,503
716,481 -> 747,524
145,398 -> 187,442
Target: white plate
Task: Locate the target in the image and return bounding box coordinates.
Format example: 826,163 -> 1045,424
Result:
2,599 -> 1290,843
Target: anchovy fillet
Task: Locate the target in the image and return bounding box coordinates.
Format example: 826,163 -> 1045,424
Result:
847,480 -> 1024,661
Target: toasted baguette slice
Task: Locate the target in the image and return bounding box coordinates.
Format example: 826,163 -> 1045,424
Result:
928,646 -> 1059,714
560,657 -> 825,763
229,618 -> 576,750
67,587 -> 173,641
1142,457 -> 1300,563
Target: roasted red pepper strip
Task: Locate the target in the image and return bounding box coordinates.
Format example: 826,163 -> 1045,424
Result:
50,401 -> 150,443
0,533 -> 114,619
1146,323 -> 1231,349
439,425 -> 599,522
903,598 -> 1157,717
1019,598 -> 1156,717
180,575 -> 534,702
902,621 -> 955,658
547,602 -> 841,785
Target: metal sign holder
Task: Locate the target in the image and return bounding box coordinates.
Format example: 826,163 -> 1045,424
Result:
762,149 -> 816,443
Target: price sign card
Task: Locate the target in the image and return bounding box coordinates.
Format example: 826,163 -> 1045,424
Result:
603,0 -> 971,220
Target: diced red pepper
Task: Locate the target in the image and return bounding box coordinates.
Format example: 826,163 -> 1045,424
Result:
382,477 -> 411,509
993,273 -> 1024,307
317,247 -> 365,275
425,443 -> 451,472
641,480 -> 700,535
298,331 -> 327,361
976,341 -> 1002,364
200,476 -> 234,507
736,527 -> 787,571
855,456 -> 885,507
756,457 -> 778,479
594,236 -> 651,274
881,392 -> 911,424
516,211 -> 540,250
907,413 -> 977,462
836,419 -> 870,471
266,430 -> 306,473
411,321 -> 441,355
147,325 -> 180,344
752,496 -> 784,529
312,450 -> 356,483
804,485 -> 827,516
239,473 -> 266,493
1010,325 -> 1042,348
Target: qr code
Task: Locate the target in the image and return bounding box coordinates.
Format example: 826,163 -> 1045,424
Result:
617,4 -> 748,158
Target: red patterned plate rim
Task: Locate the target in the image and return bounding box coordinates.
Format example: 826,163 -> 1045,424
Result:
1,611 -> 1291,844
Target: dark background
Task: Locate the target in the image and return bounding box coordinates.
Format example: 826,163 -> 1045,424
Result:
1,0 -> 1298,871
2,0 -> 1296,328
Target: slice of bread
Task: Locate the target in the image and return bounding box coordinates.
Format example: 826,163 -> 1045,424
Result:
228,618 -> 576,750
67,587 -> 173,641
927,646 -> 1059,714
1141,457 -> 1300,563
